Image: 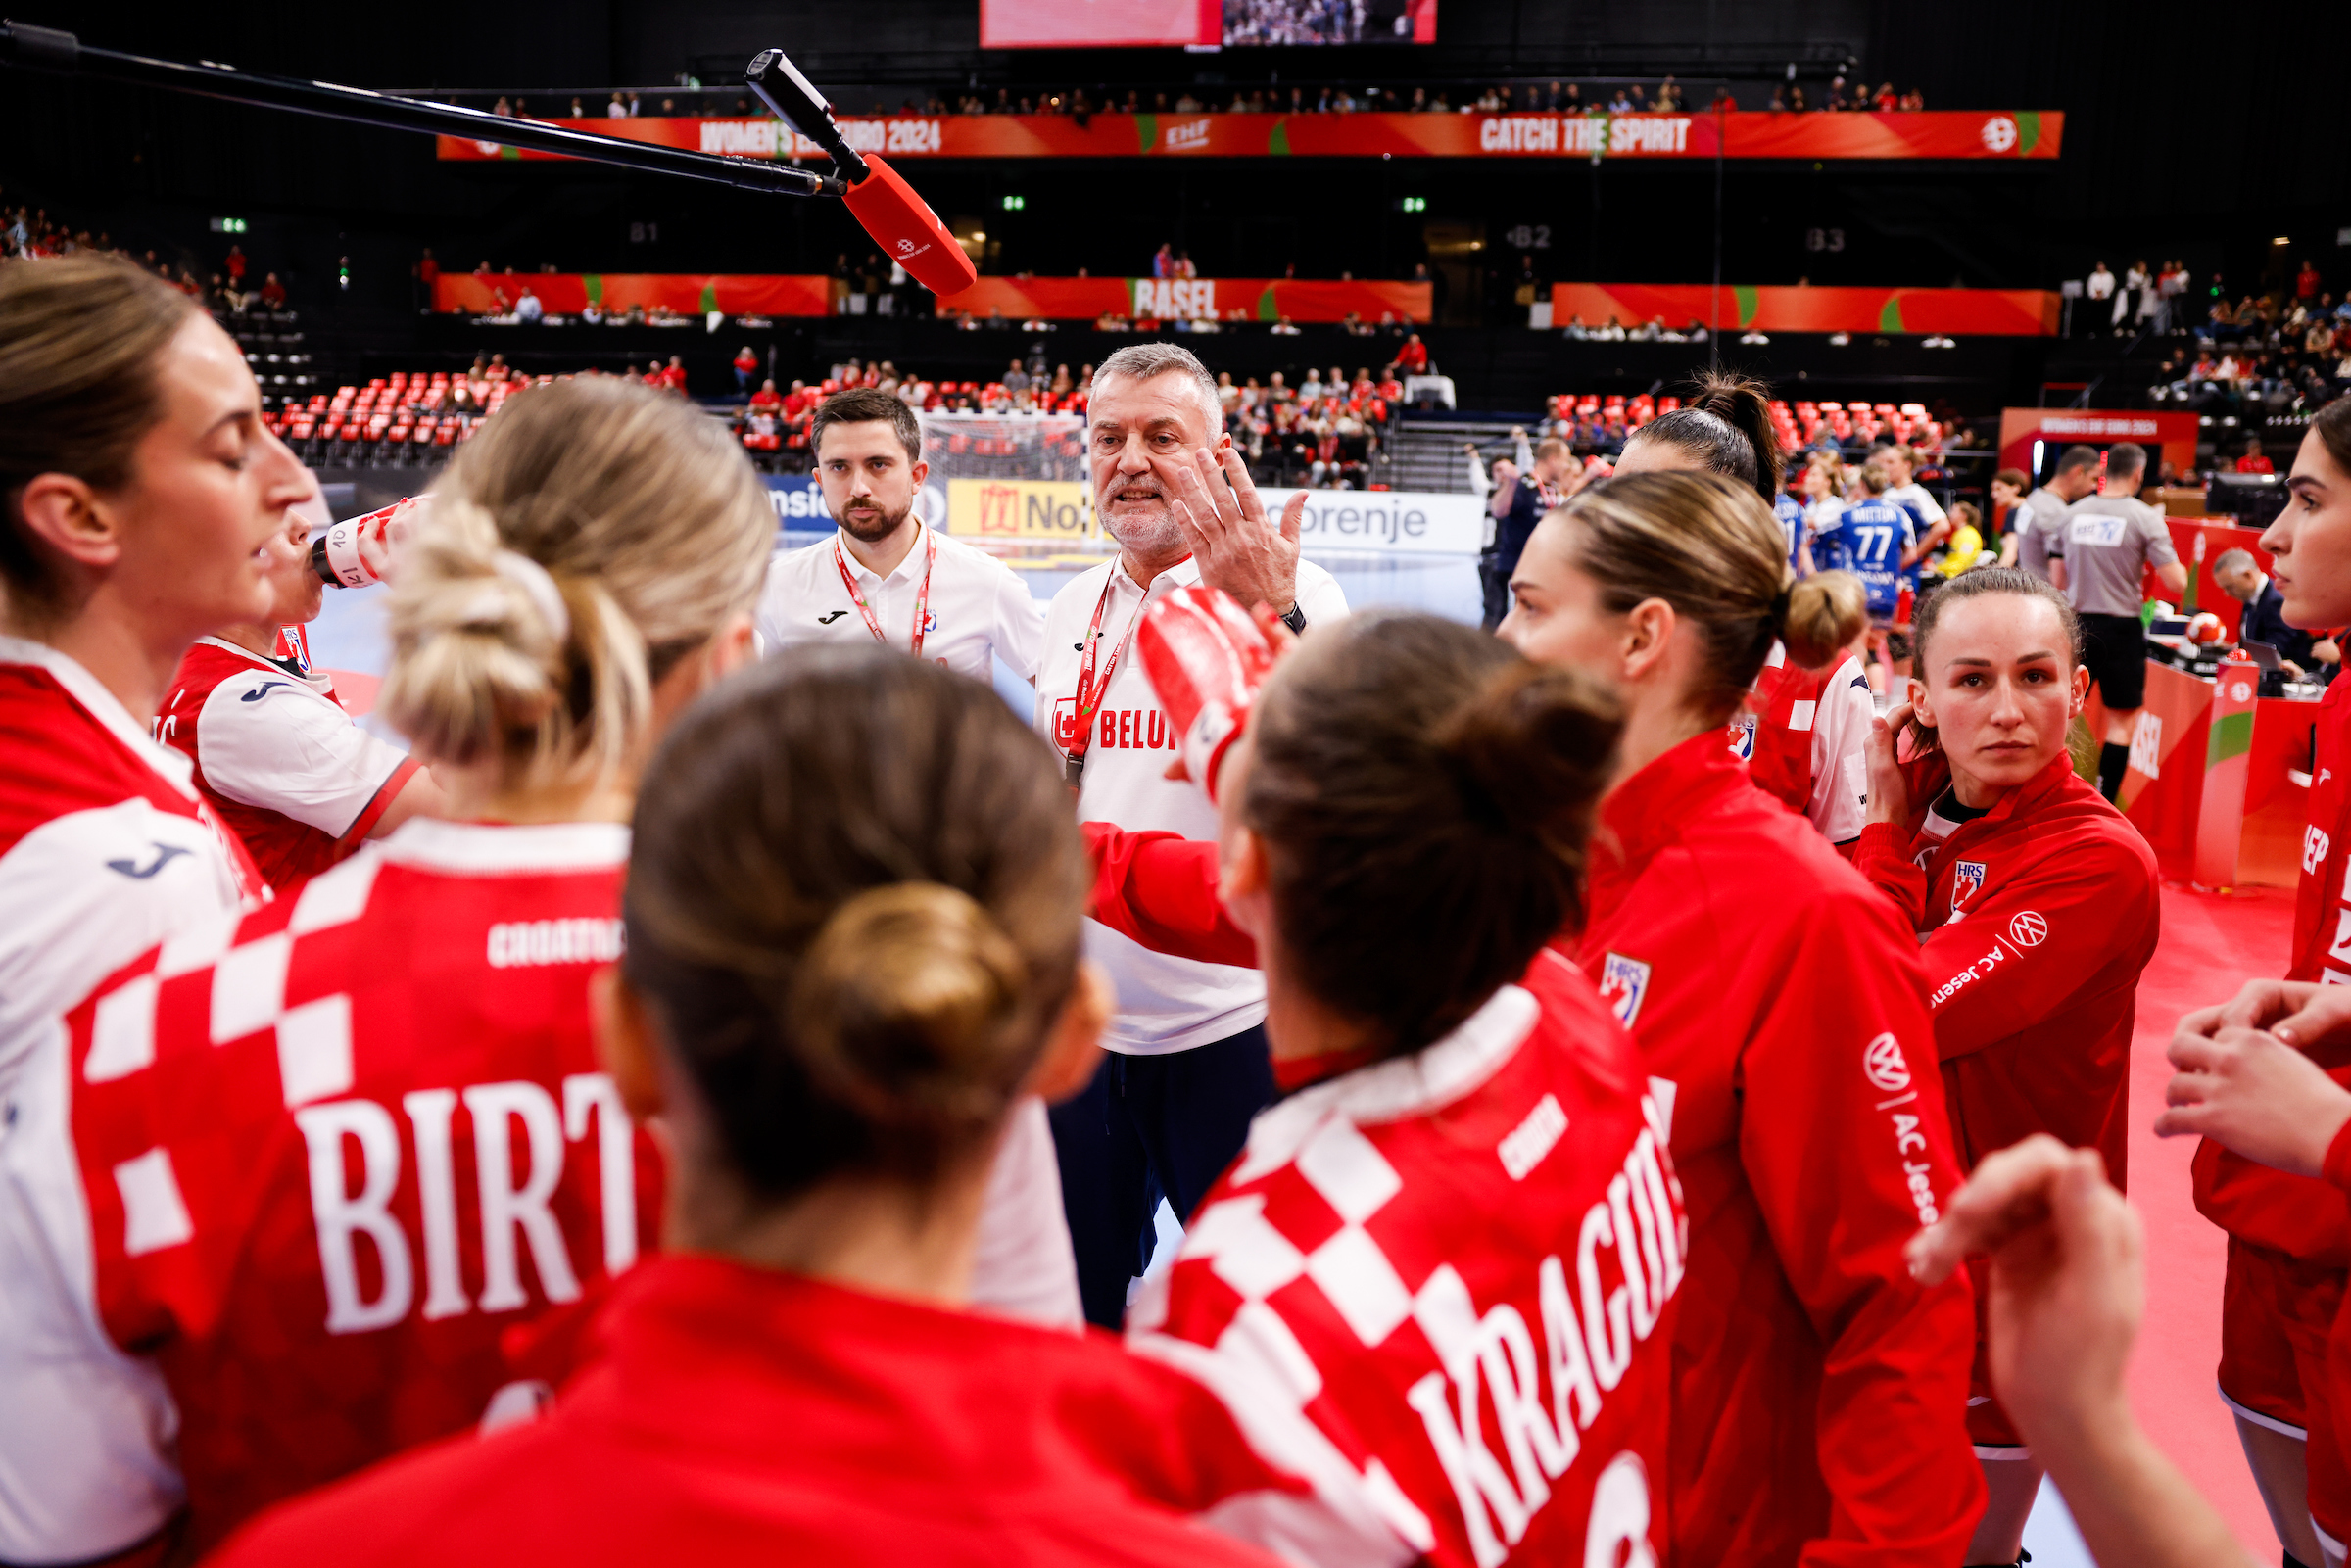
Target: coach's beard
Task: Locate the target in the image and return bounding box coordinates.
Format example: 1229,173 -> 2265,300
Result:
838,497 -> 911,544
1098,476 -> 1187,564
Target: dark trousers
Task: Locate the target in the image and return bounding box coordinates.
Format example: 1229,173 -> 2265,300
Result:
1479,547 -> 1511,631
1047,1024 -> 1274,1329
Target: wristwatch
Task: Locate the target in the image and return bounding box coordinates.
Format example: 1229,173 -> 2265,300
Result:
1279,601 -> 1308,635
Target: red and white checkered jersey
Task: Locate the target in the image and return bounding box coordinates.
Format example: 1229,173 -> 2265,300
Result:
156,638 -> 417,891
59,818 -> 659,1555
1130,951 -> 1679,1568
0,636 -> 264,1564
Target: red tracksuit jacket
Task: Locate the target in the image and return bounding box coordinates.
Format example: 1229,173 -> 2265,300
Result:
1851,752 -> 2159,1186
1851,749 -> 2160,1447
1578,732 -> 1981,1568
211,1255 -> 1297,1568
1083,825 -> 1679,1567
2195,676 -> 2351,1264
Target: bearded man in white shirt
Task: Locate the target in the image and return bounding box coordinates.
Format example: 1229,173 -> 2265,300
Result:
1036,342 -> 1350,1326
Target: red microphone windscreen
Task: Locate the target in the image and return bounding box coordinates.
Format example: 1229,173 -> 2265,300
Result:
843,155 -> 978,297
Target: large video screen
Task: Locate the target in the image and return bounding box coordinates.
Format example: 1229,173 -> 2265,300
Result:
1225,0 -> 1435,45
980,0 -> 1220,48
979,0 -> 1434,48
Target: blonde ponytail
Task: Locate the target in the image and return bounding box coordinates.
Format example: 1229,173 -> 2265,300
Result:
378,377 -> 772,794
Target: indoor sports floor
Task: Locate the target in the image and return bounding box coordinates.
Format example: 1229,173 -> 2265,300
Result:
306,535 -> 2299,1566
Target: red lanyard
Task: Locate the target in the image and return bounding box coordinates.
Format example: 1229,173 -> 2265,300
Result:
833,528 -> 937,657
1062,564 -> 1167,785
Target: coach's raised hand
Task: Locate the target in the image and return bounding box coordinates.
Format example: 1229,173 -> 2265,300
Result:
1169,444 -> 1303,620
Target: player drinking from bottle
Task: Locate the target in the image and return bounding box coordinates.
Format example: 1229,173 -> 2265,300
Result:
156,497 -> 443,889
1499,470 -> 1984,1566
28,378 -> 778,1553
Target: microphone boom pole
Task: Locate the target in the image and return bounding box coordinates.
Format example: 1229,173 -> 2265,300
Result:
0,20 -> 845,200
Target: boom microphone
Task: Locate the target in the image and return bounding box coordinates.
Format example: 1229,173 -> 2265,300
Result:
746,49 -> 978,297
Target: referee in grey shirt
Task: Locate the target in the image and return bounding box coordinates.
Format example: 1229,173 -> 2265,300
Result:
2009,445 -> 2103,580
2049,442 -> 2189,800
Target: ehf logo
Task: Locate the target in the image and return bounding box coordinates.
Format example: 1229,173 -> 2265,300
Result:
1950,860 -> 1985,916
2008,910 -> 2048,947
1727,714 -> 1757,762
1980,115 -> 2018,154
1862,1032 -> 1912,1093
1599,952 -> 1652,1026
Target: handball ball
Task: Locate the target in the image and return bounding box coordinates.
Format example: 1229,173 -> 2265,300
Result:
2187,612 -> 2225,644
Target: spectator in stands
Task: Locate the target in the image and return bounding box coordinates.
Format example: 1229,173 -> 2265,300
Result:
605,92 -> 626,118
2086,261 -> 2116,335
1002,358 -> 1031,396
223,243 -> 246,290
661,356 -> 688,396
2299,258 -> 2324,302
513,287 -> 543,324
1269,316 -> 1299,336
2237,436 -> 2274,474
258,272 -> 286,310
1607,85 -> 1636,113
733,345 -> 758,394
1393,332 -> 1429,376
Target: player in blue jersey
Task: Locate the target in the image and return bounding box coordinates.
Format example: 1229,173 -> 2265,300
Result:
1816,462 -> 1922,622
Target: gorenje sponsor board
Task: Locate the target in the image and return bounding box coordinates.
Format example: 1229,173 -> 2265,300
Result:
1260,490 -> 1483,556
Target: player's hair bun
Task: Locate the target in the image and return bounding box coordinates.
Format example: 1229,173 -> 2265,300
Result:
379,376 -> 774,793
792,883 -> 1028,1136
1242,612 -> 1619,1059
621,647 -> 1086,1200
1782,570 -> 1869,672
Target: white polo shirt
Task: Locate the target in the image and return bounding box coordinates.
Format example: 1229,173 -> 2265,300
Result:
1033,553 -> 1349,1056
753,521 -> 1046,683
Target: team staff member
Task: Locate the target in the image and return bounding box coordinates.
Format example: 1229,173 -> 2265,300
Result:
43,379 -> 774,1554
1500,472 -> 1984,1567
2048,441 -> 2188,800
1483,435 -> 1572,631
1037,343 -> 1347,1329
2005,445 -> 2102,580
158,498 -> 442,888
753,384 -> 1079,1326
210,652 -> 1315,1568
1853,568 -> 2162,1566
1079,600 -> 1680,1566
2216,545 -> 2319,673
0,255 -> 285,1566
753,386 -> 1045,684
2169,399 -> 2351,1568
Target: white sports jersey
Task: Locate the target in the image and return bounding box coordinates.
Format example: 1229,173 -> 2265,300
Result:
753,521 -> 1046,684
159,638 -> 416,890
1806,654 -> 1876,843
1034,555 -> 1348,1055
1886,480 -> 1948,531
0,636 -> 260,1563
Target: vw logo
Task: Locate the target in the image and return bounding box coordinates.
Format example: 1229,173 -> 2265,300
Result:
1863,1032 -> 1911,1092
1980,116 -> 2018,154
2008,911 -> 2048,947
